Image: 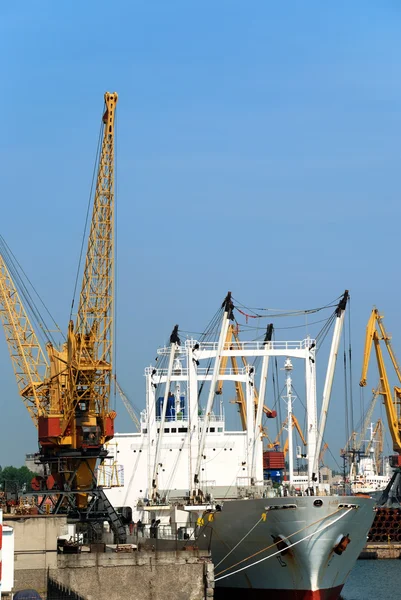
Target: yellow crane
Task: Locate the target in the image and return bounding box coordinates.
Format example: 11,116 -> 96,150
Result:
360,308 -> 401,461
267,415 -> 307,458
0,93 -> 124,538
216,323 -> 276,429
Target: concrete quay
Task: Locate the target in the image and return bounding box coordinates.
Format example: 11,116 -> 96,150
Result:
4,514 -> 214,599
359,543 -> 401,559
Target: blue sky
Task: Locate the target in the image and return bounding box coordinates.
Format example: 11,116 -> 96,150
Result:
1,1 -> 401,467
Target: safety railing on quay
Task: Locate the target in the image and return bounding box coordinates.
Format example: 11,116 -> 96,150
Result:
125,521 -> 212,551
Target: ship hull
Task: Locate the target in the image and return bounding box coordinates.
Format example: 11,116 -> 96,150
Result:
209,496 -> 375,599
215,585 -> 343,599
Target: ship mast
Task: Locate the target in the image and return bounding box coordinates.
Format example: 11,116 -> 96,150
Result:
193,292 -> 234,495
313,291 -> 349,480
283,358 -> 295,486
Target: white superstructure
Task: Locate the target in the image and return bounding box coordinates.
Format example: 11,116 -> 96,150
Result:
103,291 -> 376,600
105,292 -> 347,517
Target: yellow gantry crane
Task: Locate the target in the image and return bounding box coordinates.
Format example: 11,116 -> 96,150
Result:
0,92 -> 124,538
360,308 -> 401,461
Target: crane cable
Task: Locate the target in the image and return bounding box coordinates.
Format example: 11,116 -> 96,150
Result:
69,107 -> 104,321
113,107 -> 119,411
347,298 -> 355,443
232,295 -> 341,320
0,235 -> 62,347
214,507 -> 353,581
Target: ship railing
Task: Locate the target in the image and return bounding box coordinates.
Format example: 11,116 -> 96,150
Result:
131,522 -> 193,541
198,415 -> 224,423
127,521 -> 212,549
156,345 -> 187,356
197,339 -> 315,352
144,366 -> 248,377
155,337 -> 316,356
152,414 -> 224,424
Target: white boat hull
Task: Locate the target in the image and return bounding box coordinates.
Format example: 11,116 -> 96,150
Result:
207,495 -> 375,600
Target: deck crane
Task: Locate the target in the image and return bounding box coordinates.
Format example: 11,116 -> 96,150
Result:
360,308 -> 401,505
115,379 -> 141,431
0,92 -> 126,540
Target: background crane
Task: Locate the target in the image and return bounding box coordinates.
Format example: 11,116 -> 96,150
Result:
341,386 -> 380,477
319,443 -> 329,468
360,308 -> 401,506
216,323 -> 276,428
0,92 -> 126,541
267,415 -> 307,458
115,379 -> 141,431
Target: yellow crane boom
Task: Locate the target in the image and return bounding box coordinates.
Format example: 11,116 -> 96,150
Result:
0,254 -> 49,423
360,308 -> 401,456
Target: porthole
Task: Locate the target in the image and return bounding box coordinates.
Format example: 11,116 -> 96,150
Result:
314,499 -> 323,507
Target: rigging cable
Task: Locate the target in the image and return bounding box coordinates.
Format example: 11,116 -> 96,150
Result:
0,237 -> 59,348
343,332 -> 350,457
348,297 -> 355,443
113,106 -> 118,411
69,107 -> 104,321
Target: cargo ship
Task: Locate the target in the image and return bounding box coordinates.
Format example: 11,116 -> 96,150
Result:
104,291 -> 375,600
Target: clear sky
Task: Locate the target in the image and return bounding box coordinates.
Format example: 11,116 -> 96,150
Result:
1,1 -> 401,467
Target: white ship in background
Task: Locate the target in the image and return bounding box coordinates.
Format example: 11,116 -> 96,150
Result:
104,291 -> 375,600
350,421 -> 391,495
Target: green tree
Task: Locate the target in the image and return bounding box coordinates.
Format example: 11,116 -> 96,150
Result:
0,465 -> 37,492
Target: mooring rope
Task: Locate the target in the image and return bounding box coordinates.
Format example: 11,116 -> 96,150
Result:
214,507 -> 353,581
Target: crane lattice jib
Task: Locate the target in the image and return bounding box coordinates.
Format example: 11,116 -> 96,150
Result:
360,308 -> 401,454
353,386 -> 380,452
116,380 -> 141,431
73,92 -> 117,419
0,254 -> 49,425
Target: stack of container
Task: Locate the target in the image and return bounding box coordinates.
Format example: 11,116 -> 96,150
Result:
263,451 -> 285,483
